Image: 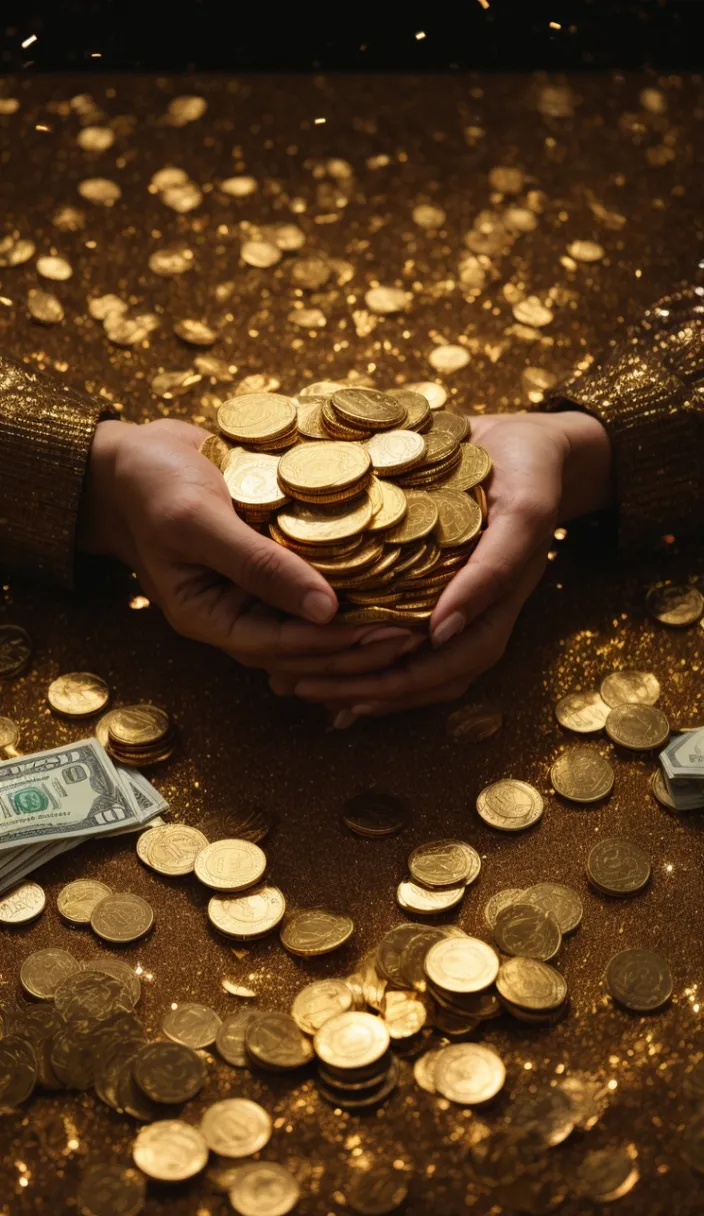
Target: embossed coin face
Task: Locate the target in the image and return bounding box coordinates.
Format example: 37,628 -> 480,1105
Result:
208,885 -> 286,938
378,922 -> 433,985
521,883 -> 583,933
47,672 -> 110,717
279,439 -> 370,494
483,888 -> 525,931
54,971 -> 134,1021
408,839 -> 481,887
385,489 -> 438,543
162,1003 -> 222,1049
493,903 -> 562,961
109,704 -> 170,746
216,1011 -> 259,1067
76,1163 -> 146,1216
382,990 -> 427,1040
440,444 -> 492,492
364,429 -> 426,475
82,957 -> 142,1008
342,791 -> 410,837
600,669 -> 661,708
0,623 -> 33,678
434,1043 -> 506,1105
588,839 -> 651,896
20,948 -> 81,999
396,879 -> 466,915
280,907 -> 354,956
228,1162 -> 300,1216
218,393 -> 296,443
199,1098 -> 272,1157
277,494 -> 373,544
291,979 -> 353,1035
194,839 -> 267,892
550,747 -> 615,803
605,704 -> 670,751
133,1041 -> 207,1103
132,1120 -> 209,1182
57,879 -> 113,924
245,1012 -> 314,1070
413,1049 -> 442,1094
646,583 -> 704,627
496,957 -> 568,1012
0,1036 -> 38,1105
476,779 -> 544,832
225,452 -> 289,509
137,824 -> 208,876
90,893 -> 154,943
0,715 -> 20,749
332,387 -> 406,429
555,690 -> 611,733
431,488 -> 482,548
605,948 -> 672,1011
0,881 -> 46,924
346,1165 -> 409,1215
425,937 -> 499,994
314,1011 -> 390,1070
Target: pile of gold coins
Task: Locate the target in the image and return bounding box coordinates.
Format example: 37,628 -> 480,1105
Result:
97,704 -> 177,768
202,383 -> 491,625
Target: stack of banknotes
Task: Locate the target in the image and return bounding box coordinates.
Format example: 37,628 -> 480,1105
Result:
0,739 -> 167,894
659,728 -> 704,811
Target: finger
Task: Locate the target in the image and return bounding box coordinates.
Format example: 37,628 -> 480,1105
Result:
336,676 -> 471,717
264,633 -> 424,678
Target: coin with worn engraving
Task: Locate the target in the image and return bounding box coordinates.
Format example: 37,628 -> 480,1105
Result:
279,439 -> 370,496
447,703 -> 503,742
425,937 -> 499,993
383,990 -> 427,1040
483,889 -> 524,931
342,791 -> 410,837
494,903 -> 562,960
509,1087 -> 575,1147
215,1011 -> 259,1067
600,670 -> 661,708
109,704 -> 170,746
54,971 -> 133,1021
291,979 -> 353,1035
555,691 -> 610,733
408,839 -> 481,888
82,957 -> 141,1007
346,1165 -> 409,1215
413,1049 -> 442,1094
332,387 -> 406,429
646,583 -> 703,627
133,1041 -> 207,1103
315,1011 -> 390,1071
90,893 -> 154,942
0,881 -> 46,924
605,949 -> 672,1011
228,1162 -> 300,1216
162,1003 -> 222,1049
137,824 -> 208,876
605,703 -> 670,750
20,947 -> 81,999
550,747 -> 615,803
76,1163 -> 146,1216
0,715 -> 20,749
201,805 -> 273,844
385,490 -> 438,543
57,879 -> 113,924
397,879 -> 465,914
47,672 -> 109,717
0,623 -> 33,678
476,779 -> 544,831
574,1147 -> 640,1201
377,923 -> 433,985
208,884 -> 286,939
280,907 -> 354,956
194,839 -> 267,891
0,1036 -> 38,1105
521,883 -> 583,933
246,1011 -> 314,1070
496,957 -> 568,1012
367,479 -> 408,532
587,838 -> 651,896
132,1120 -> 209,1182
434,1043 -> 505,1105
199,1098 -> 272,1157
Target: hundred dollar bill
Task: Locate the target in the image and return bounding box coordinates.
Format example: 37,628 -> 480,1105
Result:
0,815 -> 167,894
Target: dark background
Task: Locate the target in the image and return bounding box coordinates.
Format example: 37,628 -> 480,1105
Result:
0,0 -> 703,72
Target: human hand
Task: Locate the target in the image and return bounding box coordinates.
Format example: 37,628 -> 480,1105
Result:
275,410 -> 613,717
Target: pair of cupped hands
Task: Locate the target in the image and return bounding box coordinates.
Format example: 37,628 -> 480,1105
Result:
80,408 -> 612,724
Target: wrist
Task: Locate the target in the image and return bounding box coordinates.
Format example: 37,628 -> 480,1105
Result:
78,420 -> 134,561
552,410 -> 614,520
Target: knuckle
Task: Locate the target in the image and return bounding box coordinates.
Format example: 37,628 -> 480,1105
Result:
514,493 -> 556,535
158,489 -> 202,538
238,541 -> 284,589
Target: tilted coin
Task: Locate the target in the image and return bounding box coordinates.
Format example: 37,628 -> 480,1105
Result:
405,380 -> 447,410
82,957 -> 141,1007
0,1036 -> 38,1105
476,779 -> 544,832
136,823 -> 208,876
57,879 -> 113,924
425,937 -> 499,993
364,429 -> 426,475
27,288 -> 64,325
47,672 -> 109,717
76,1164 -> 146,1216
0,623 -> 33,678
605,703 -> 670,750
605,948 -> 672,1011
408,839 -> 481,888
382,990 -> 427,1039
36,254 -> 73,280
54,971 -> 133,1021
0,715 -> 20,750
200,1098 -> 272,1157
108,704 -> 171,746
342,791 -> 410,837
496,957 -> 568,1012
367,480 -> 407,532
278,440 -> 370,496
397,878 -> 465,915
173,318 -> 216,345
0,882 -> 46,924
447,703 -> 503,742
194,839 -> 267,891
162,1003 -> 222,1049
246,1011 -> 314,1070
90,893 -> 154,942
434,1043 -> 506,1104
20,947 -> 81,999
314,1011 -> 390,1070
332,387 -> 406,429
645,583 -> 703,627
276,495 -> 373,545
521,883 -> 583,933
440,443 -> 492,492
550,747 -> 614,803
431,488 -> 482,548
508,1087 -> 575,1148
133,1041 -> 207,1103
600,669 -> 661,708
291,979 -> 353,1035
431,410 -> 469,441
483,888 -> 525,931
346,1165 -> 409,1215
280,907 -> 354,956
555,690 -> 610,733
587,838 -> 651,896
200,433 -> 232,469
132,1120 -> 209,1182
574,1147 -> 640,1201
377,923 -> 432,986
208,884 -> 286,938
414,1049 -> 442,1094
201,805 -> 273,844
216,1011 -> 259,1067
225,452 -> 289,510
494,903 -> 562,961
228,1162 -> 300,1216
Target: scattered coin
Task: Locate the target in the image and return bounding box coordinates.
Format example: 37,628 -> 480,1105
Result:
587,838 -> 651,896
54,971 -> 133,1022
133,1041 -> 207,1103
82,957 -> 141,1007
555,690 -> 611,733
0,623 -> 33,678
346,1165 -> 409,1215
605,704 -> 670,750
434,1043 -> 506,1104
493,903 -> 562,960
496,957 -> 568,1012
162,1003 -> 222,1049
132,1120 -> 209,1182
246,1011 -> 314,1070
605,948 -> 673,1011
228,1162 -> 300,1216
57,879 -> 113,924
0,881 -> 46,924
342,791 -> 410,837
47,672 -> 109,717
0,1036 -> 38,1105
408,839 -> 481,888
90,893 -> 154,943
315,1011 -> 390,1071
0,715 -> 20,749
600,670 -> 661,708
208,884 -> 286,939
574,1147 -> 640,1201
476,779 -> 544,831
136,823 -> 207,876
194,839 -> 267,891
291,979 -> 353,1035
646,583 -> 703,627
20,948 -> 81,999
447,703 -> 503,742
413,1049 -> 442,1094
396,878 -> 465,915
425,937 -> 499,993
28,288 -> 64,324
76,1163 -> 146,1216
280,907 -> 354,956
550,747 -> 615,803
483,888 -> 525,931
216,1011 -> 259,1067
521,883 -> 583,933
199,1098 -> 272,1157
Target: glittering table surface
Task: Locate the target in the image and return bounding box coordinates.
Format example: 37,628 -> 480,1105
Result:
1,71 -> 704,1216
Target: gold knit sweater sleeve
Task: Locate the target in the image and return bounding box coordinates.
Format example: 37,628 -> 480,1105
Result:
542,284 -> 704,549
0,352 -> 114,586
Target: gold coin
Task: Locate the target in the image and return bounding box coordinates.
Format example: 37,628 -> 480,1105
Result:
321,397 -> 372,441
447,703 -> 502,742
218,393 -> 296,443
200,1098 -> 272,1157
0,1036 -> 37,1105
291,979 -> 354,1034
413,1049 -> 442,1094
47,672 -> 109,717
216,1011 -> 259,1067
0,715 -> 20,749
521,883 -> 583,932
364,429 -> 426,475
393,388 -> 431,429
173,318 -> 217,345
201,806 -> 273,844
280,907 -> 354,956
108,704 -> 170,746
550,747 -> 615,803
76,1164 -> 146,1216
408,839 -> 481,887
605,704 -> 670,750
277,494 -> 372,545
574,1148 -> 639,1202
132,1120 -> 209,1182
433,1043 -> 505,1104
555,690 -> 610,733
0,881 -> 46,924
314,1011 -> 390,1070
600,670 -> 661,708
377,923 -> 433,985
162,1003 -> 222,1049
0,623 -> 33,678
228,1163 -> 300,1216
194,839 -> 267,892
383,990 -> 427,1040
496,957 -> 567,1012
136,824 -> 208,876
57,879 -> 113,924
430,488 -> 482,548
346,1165 -> 409,1215
82,956 -> 141,1007
476,779 -> 544,832
605,948 -> 672,1011
483,888 -> 525,931
296,398 -> 330,440
54,971 -> 134,1021
587,838 -> 651,895
646,583 -> 704,627
20,947 -> 81,999
279,440 -> 370,497
364,285 -> 408,314
396,879 -> 465,915
332,387 -> 406,430
90,893 -> 154,943
341,791 -> 410,837
28,288 -> 64,325
133,1041 -> 207,1103
405,380 -> 447,410
494,903 -> 562,960
311,539 -> 384,576
425,936 -> 499,995
430,411 -> 470,441
208,884 -> 286,938
245,1011 -> 314,1070
385,490 -> 438,543
440,443 -> 492,492
224,452 -> 289,510
367,480 -> 407,532
650,768 -> 676,810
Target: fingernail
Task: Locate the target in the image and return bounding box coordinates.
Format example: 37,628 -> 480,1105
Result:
332,709 -> 358,730
351,703 -> 381,716
431,611 -> 465,649
359,628 -> 412,647
302,589 -> 336,624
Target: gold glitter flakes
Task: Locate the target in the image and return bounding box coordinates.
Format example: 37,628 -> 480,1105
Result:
220,175 -> 258,197
364,286 -> 408,314
104,311 -> 159,347
36,255 -> 72,281
412,203 -> 446,228
148,246 -> 194,276
405,381 -> 447,410
520,367 -> 558,403
52,205 -> 86,231
241,239 -> 282,269
27,289 -> 64,325
488,165 -> 524,194
272,223 -> 305,251
173,319 -> 218,346
151,370 -> 202,398
88,294 -> 127,321
78,178 -> 122,205
512,296 -> 554,327
167,95 -> 208,125
194,354 -> 236,381
428,345 -> 470,373
503,206 -> 538,232
150,166 -> 188,191
288,307 -> 326,328
290,255 -> 331,289
77,125 -> 115,152
161,181 -> 203,213
0,235 -> 36,266
0,98 -> 19,115
567,240 -> 605,263
235,374 -> 280,395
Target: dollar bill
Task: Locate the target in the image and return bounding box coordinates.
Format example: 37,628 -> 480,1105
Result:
660,729 -> 704,781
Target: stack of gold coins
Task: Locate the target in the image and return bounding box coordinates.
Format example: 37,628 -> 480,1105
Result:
103,704 -> 176,768
207,383 -> 491,626
313,1010 -> 399,1110
423,936 -> 501,1025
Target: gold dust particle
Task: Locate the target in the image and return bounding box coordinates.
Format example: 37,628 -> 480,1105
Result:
129,596 -> 150,610
364,286 -> 408,315
241,240 -> 282,269
151,370 -> 202,398
52,206 -> 86,232
235,374 -> 280,395
512,296 -> 554,327
36,255 -> 73,281
640,87 -> 668,115
428,345 -> 470,373
78,178 -> 122,205
160,182 -> 202,213
289,307 -> 326,328
220,175 -> 258,197
520,367 -> 558,403
0,98 -> 20,115
76,125 -> 115,152
488,165 -> 524,193
150,166 -> 189,191
88,294 -> 127,321
504,206 -> 538,232
148,247 -> 194,276
27,289 -> 64,325
412,203 -> 446,228
567,240 -> 605,263
0,235 -> 36,266
167,95 -> 208,125
173,319 -> 218,346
